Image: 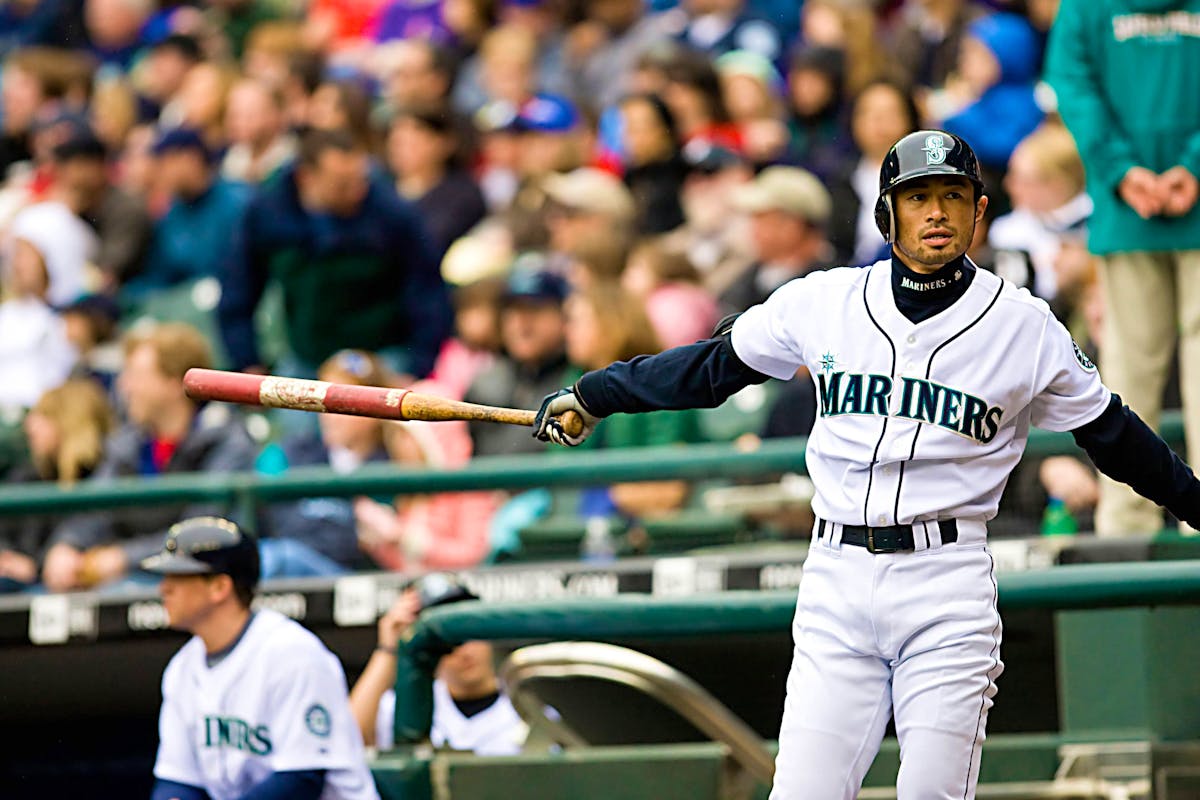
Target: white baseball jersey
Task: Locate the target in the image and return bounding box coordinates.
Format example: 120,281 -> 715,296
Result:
732,259 -> 1110,527
153,609 -> 379,800
375,681 -> 527,756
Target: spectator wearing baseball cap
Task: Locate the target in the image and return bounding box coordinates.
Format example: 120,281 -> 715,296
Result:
515,93 -> 584,179
123,127 -> 250,301
543,167 -> 637,257
463,261 -> 572,457
719,166 -> 832,313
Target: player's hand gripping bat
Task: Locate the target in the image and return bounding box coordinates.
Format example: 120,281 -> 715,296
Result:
182,368 -> 584,437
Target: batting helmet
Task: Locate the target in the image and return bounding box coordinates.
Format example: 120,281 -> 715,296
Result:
140,516 -> 260,591
874,130 -> 985,242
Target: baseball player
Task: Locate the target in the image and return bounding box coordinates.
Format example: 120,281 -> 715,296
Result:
350,574 -> 529,756
142,517 -> 379,800
534,131 -> 1200,799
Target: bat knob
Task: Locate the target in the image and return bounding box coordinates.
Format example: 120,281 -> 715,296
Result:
558,410 -> 584,438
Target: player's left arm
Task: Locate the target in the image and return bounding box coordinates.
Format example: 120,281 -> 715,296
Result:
264,643 -> 370,774
1071,397 -> 1200,527
1028,315 -> 1200,526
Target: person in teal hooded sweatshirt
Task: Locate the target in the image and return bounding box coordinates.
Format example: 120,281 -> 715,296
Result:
1045,0 -> 1200,535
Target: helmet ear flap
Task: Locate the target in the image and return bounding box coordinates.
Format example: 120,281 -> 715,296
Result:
874,194 -> 892,242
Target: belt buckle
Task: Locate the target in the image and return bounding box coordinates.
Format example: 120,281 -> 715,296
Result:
865,527 -> 898,554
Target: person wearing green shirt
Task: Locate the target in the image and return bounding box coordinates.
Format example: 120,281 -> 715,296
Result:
1045,0 -> 1200,535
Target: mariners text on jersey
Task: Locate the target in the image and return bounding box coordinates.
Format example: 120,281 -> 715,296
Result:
817,371 -> 1003,444
204,715 -> 272,756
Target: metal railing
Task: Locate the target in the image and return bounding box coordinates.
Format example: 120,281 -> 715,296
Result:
0,409 -> 1182,517
500,641 -> 777,783
389,560 -> 1200,748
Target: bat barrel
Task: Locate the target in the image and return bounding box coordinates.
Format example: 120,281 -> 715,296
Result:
183,369 -> 571,431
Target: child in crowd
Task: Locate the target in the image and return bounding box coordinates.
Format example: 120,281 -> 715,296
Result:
990,123 -> 1094,314
429,277 -> 505,401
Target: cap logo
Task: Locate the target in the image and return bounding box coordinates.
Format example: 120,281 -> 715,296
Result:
923,134 -> 947,165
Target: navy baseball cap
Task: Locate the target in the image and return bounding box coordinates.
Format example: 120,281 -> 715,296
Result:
502,261 -> 569,306
152,127 -> 212,159
141,517 -> 260,590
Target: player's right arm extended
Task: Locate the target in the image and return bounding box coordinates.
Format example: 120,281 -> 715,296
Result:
534,331 -> 772,445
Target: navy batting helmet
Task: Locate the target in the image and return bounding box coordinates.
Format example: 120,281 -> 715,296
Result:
874,130 -> 985,242
141,516 -> 260,591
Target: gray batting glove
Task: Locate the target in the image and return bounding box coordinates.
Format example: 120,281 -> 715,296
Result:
533,388 -> 601,446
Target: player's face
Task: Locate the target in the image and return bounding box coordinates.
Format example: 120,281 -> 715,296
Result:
159,574 -> 221,631
891,176 -> 987,273
439,640 -> 497,694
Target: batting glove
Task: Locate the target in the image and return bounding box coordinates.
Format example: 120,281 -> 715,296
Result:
533,387 -> 601,446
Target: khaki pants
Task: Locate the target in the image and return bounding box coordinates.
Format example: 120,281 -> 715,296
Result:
1096,250 -> 1200,536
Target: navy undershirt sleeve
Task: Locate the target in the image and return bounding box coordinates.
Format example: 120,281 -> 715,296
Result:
151,779 -> 212,800
1071,395 -> 1200,527
574,336 -> 772,418
234,770 -> 326,800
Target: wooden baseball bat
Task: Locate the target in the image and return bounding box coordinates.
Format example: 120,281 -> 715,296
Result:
182,368 -> 584,437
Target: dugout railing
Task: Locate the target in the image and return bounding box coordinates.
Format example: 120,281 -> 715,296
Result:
376,565 -> 1200,800
0,410 -> 1182,518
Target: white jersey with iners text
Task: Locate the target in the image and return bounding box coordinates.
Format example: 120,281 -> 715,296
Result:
732,259 -> 1109,528
153,609 -> 379,800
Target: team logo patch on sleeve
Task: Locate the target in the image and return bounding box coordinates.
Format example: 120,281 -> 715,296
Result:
305,704 -> 331,737
1072,341 -> 1096,372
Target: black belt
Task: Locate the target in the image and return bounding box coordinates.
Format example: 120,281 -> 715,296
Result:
817,519 -> 958,553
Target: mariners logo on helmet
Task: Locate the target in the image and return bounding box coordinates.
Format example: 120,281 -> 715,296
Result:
923,134 -> 947,165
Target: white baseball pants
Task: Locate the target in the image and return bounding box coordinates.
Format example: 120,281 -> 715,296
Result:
769,521 -> 1004,800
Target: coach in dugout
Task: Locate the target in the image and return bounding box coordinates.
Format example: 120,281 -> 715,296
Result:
217,128 -> 452,382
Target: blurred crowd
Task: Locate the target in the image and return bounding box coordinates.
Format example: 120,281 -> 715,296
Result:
0,0 -> 1196,592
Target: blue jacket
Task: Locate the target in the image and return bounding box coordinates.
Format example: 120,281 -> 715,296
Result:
944,13 -> 1045,170
218,163 -> 451,375
129,179 -> 251,298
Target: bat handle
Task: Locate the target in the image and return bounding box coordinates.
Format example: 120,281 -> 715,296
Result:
557,410 -> 584,438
